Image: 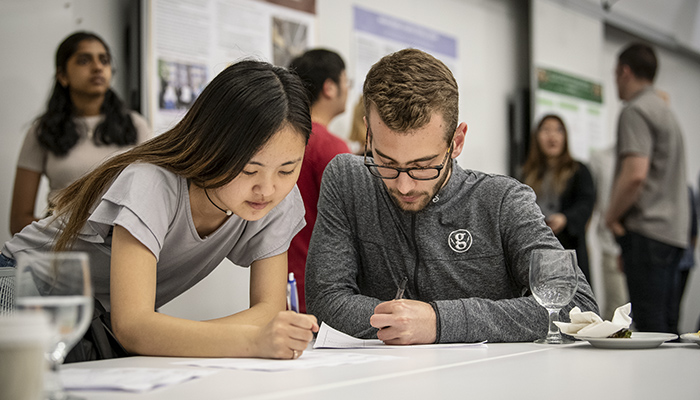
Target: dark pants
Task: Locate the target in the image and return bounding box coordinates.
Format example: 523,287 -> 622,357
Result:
0,252 -> 15,268
617,231 -> 683,334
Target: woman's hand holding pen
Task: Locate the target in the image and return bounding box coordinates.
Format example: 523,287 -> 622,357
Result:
254,311 -> 318,359
369,300 -> 436,345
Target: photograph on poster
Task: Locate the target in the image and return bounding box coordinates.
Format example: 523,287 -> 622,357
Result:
149,0 -> 316,133
272,17 -> 308,67
158,59 -> 207,111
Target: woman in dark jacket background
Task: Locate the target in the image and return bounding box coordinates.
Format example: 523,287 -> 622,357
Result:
522,114 -> 596,282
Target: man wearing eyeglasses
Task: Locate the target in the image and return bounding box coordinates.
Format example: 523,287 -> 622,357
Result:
305,49 -> 597,344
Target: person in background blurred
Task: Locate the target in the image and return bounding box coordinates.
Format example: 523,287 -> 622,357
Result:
606,43 -> 688,334
521,114 -> 596,282
287,49 -> 351,312
348,96 -> 367,155
10,31 -> 151,235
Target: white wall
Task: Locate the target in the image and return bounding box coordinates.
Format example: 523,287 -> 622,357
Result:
579,0 -> 700,55
532,0 -> 604,81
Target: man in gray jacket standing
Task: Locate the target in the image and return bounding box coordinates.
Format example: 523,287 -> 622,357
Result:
305,48 -> 597,344
605,43 -> 688,334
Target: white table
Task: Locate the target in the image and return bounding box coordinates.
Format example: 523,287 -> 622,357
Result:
65,341 -> 699,399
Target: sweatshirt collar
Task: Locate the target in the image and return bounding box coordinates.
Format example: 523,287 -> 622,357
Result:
427,159 -> 464,208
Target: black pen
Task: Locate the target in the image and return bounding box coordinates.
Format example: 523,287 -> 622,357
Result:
395,276 -> 408,300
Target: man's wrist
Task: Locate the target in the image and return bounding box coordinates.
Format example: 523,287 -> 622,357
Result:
429,301 -> 441,344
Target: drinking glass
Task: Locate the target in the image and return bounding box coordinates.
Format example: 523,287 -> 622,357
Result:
15,252 -> 93,400
529,249 -> 578,344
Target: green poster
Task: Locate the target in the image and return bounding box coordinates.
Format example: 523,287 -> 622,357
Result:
537,68 -> 602,103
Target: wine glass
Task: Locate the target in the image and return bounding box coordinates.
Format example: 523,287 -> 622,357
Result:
529,249 -> 578,344
14,252 -> 93,400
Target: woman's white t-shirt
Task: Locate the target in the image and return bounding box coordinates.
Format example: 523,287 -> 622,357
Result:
17,111 -> 152,203
3,163 -> 306,310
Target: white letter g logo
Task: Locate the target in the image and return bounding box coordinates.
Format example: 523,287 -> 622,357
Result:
448,229 -> 472,253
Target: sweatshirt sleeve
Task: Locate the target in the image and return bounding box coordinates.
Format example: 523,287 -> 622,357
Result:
433,183 -> 599,343
305,158 -> 382,338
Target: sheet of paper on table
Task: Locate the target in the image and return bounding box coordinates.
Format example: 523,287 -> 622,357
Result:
313,322 -> 487,349
61,368 -> 218,392
173,351 -> 402,372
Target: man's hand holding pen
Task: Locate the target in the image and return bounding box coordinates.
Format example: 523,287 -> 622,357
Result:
370,300 -> 437,345
369,277 -> 437,345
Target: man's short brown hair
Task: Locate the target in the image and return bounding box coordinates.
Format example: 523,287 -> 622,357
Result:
618,43 -> 658,82
363,48 -> 458,142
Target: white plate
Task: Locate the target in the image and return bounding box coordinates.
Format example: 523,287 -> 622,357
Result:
572,332 -> 678,349
680,332 -> 700,346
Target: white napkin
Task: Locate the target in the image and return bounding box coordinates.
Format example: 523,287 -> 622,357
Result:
554,303 -> 632,338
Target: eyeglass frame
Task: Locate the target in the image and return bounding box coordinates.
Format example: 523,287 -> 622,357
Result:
363,127 -> 454,180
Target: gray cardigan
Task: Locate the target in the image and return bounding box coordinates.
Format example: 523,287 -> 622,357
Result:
305,154 -> 598,343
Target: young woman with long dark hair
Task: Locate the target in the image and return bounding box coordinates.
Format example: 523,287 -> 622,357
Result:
521,114 -> 595,281
10,31 -> 150,234
1,59 -> 318,359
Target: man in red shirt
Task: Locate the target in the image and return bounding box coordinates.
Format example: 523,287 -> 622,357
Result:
288,49 -> 351,312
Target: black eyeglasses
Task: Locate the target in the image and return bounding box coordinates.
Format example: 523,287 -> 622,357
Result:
363,127 -> 453,180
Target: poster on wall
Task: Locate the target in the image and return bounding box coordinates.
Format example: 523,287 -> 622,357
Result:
147,0 -> 316,134
352,6 -> 459,96
534,67 -> 604,162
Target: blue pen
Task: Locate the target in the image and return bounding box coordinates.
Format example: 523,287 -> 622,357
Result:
287,272 -> 299,313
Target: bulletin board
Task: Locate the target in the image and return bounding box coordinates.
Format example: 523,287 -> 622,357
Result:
143,0 -> 316,134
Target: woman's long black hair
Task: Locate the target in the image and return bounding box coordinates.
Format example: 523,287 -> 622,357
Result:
36,31 -> 137,156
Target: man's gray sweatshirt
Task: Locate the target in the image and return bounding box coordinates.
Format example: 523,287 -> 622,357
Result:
306,154 -> 598,343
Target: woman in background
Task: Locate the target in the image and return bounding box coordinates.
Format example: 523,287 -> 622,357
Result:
522,114 -> 596,281
1,59 -> 318,359
348,96 -> 366,155
10,31 -> 150,234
